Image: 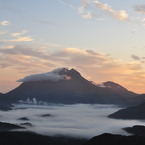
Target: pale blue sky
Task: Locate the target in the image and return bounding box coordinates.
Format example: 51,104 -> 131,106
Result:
0,0 -> 145,93
1,0 -> 144,58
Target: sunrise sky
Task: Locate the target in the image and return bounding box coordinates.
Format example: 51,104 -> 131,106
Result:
0,0 -> 145,93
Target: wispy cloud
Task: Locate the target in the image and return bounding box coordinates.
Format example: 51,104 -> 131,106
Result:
11,30 -> 28,37
131,54 -> 140,60
57,0 -> 76,10
78,0 -> 100,20
0,31 -> 7,35
0,46 -> 141,73
131,54 -> 145,65
1,46 -> 143,76
0,27 -> 34,42
83,11 -> 93,19
0,45 -> 56,72
57,0 -> 129,21
94,1 -> 128,21
0,20 -> 10,26
8,36 -> 34,42
0,45 -> 49,59
135,5 -> 145,14
78,0 -> 128,21
133,5 -> 145,28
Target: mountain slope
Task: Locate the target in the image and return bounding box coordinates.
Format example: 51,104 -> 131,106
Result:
131,94 -> 145,106
103,81 -> 137,98
0,93 -> 3,97
123,125 -> 145,136
4,68 -> 138,105
108,97 -> 145,119
0,93 -> 12,110
84,133 -> 145,145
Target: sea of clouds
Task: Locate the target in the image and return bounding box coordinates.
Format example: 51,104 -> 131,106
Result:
0,104 -> 145,139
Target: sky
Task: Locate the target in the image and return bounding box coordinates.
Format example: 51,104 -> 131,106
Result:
0,0 -> 145,93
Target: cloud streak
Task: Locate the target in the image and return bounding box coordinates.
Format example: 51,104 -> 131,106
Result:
94,1 -> 128,21
0,20 -> 10,26
135,5 -> 145,15
11,30 -> 28,37
78,0 -> 128,21
131,54 -> 140,60
8,36 -> 34,42
0,31 -> 7,35
58,0 -> 128,21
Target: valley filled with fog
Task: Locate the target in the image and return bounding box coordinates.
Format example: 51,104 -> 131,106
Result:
0,104 -> 145,139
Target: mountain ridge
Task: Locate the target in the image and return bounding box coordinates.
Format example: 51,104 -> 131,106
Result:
108,97 -> 145,119
83,133 -> 145,145
2,68 -> 139,106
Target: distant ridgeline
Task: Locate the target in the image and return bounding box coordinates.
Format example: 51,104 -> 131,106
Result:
1,68 -> 145,107
109,100 -> 145,119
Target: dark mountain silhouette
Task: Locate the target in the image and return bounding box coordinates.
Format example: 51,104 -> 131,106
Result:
84,133 -> 145,145
0,131 -> 86,145
103,81 -> 137,98
0,93 -> 12,110
123,125 -> 145,136
108,101 -> 145,119
131,94 -> 145,106
0,93 -> 4,100
4,68 -> 138,106
18,117 -> 29,121
0,121 -> 24,132
0,93 -> 4,101
1,131 -> 145,145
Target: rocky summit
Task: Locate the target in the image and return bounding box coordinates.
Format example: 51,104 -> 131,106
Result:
2,68 -> 139,106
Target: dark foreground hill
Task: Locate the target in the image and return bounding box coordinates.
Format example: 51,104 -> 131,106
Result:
108,101 -> 145,119
84,133 -> 145,145
0,121 -> 86,145
123,125 -> 145,136
1,131 -> 145,145
0,131 -> 86,145
4,68 -> 138,106
0,121 -> 24,132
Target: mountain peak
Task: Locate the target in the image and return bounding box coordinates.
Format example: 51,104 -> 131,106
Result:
67,68 -> 81,78
102,81 -> 137,98
52,68 -> 69,75
103,81 -> 127,90
17,68 -> 82,83
5,67 -> 138,106
55,68 -> 81,77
